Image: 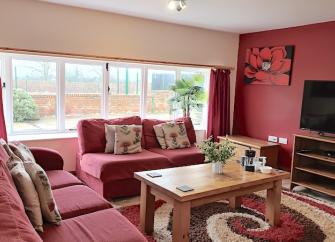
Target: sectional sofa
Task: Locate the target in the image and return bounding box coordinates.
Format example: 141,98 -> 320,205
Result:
76,116 -> 205,198
0,147 -> 147,242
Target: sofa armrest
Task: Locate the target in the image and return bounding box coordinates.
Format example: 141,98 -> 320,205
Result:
30,147 -> 64,171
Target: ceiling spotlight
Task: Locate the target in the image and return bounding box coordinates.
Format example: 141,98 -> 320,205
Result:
168,0 -> 187,12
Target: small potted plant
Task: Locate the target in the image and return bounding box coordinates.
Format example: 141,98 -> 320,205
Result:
197,136 -> 236,174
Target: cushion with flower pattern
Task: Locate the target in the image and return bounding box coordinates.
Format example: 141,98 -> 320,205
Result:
24,162 -> 62,225
153,123 -> 167,149
9,142 -> 36,163
114,125 -> 142,155
11,162 -> 44,232
161,122 -> 191,150
105,124 -> 116,153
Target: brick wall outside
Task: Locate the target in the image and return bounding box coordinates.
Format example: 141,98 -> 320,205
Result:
31,91 -> 172,117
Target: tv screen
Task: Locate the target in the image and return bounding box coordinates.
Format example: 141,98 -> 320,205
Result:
300,81 -> 335,134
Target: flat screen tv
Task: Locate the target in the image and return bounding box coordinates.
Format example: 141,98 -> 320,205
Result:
300,80 -> 335,134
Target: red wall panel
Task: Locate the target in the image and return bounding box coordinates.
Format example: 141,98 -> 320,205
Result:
233,21 -> 335,169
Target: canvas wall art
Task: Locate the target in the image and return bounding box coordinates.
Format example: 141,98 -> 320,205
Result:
244,45 -> 294,85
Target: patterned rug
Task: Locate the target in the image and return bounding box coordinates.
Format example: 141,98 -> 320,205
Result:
118,190 -> 335,242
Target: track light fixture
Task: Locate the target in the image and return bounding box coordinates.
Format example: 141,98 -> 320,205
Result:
168,0 -> 187,12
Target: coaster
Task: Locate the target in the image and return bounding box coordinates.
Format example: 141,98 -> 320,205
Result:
176,185 -> 194,192
147,172 -> 162,178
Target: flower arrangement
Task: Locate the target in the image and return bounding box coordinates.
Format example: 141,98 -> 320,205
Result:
197,136 -> 236,165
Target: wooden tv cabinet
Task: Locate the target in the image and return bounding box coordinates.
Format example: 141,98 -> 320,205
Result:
290,134 -> 335,197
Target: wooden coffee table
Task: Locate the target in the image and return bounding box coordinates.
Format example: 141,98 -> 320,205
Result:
134,162 -> 290,242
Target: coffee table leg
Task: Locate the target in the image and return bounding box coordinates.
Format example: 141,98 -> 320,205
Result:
228,196 -> 242,209
265,180 -> 281,226
140,182 -> 155,235
172,201 -> 191,242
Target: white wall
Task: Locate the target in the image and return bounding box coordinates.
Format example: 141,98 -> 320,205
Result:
1,0 -> 239,170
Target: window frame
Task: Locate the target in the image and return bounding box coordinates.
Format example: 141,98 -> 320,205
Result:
0,52 -> 210,137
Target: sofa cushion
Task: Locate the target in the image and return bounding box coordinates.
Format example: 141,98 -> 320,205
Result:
77,116 -> 142,155
162,122 -> 191,149
10,162 -> 43,232
53,185 -> 111,219
41,208 -> 147,242
176,117 -> 197,144
0,160 -> 42,242
104,124 -> 116,153
142,117 -> 197,149
9,141 -> 36,163
80,149 -> 171,181
46,170 -> 83,190
114,125 -> 142,154
24,162 -> 62,224
149,145 -> 204,167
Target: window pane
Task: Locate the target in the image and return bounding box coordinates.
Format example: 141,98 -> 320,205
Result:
146,69 -> 176,120
109,67 -> 141,118
180,71 -> 208,127
12,59 -> 57,132
65,63 -> 103,130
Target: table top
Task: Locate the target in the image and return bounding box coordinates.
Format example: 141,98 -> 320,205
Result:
134,162 -> 290,202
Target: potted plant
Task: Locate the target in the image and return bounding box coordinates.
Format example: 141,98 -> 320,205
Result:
168,74 -> 206,117
197,137 -> 236,174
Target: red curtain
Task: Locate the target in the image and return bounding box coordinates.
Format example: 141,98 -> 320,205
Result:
0,78 -> 7,141
207,69 -> 230,141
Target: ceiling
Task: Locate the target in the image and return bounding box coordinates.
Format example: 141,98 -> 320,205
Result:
42,0 -> 335,33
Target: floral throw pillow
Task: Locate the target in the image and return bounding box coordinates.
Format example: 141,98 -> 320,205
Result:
153,123 -> 167,149
162,122 -> 191,149
0,138 -> 23,170
105,124 -> 116,153
24,162 -> 62,225
114,125 -> 142,155
9,141 -> 36,163
11,162 -> 44,232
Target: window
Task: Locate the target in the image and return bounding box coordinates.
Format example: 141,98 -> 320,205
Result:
109,66 -> 142,118
12,58 -> 58,133
65,62 -> 103,130
146,69 -> 176,120
0,52 -> 210,136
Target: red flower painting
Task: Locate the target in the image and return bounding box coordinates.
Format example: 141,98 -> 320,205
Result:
244,45 -> 294,85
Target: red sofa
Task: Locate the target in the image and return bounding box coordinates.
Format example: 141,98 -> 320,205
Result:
76,116 -> 205,199
0,147 -> 147,242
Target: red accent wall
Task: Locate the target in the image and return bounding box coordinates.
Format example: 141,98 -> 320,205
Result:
233,21 -> 335,169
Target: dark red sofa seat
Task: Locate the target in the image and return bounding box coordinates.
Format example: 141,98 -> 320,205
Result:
53,185 -> 112,219
148,145 -> 204,167
0,146 -> 147,242
41,209 -> 147,242
81,150 -> 171,181
76,116 -> 205,199
46,170 -> 83,189
30,147 -> 83,189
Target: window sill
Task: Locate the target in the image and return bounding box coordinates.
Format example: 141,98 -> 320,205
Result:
8,132 -> 78,142
8,128 -> 206,142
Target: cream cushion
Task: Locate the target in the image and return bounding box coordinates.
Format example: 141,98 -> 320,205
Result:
24,162 -> 62,225
11,162 -> 44,232
114,125 -> 142,155
9,141 -> 36,163
105,124 -> 116,153
153,123 -> 167,149
161,122 -> 191,150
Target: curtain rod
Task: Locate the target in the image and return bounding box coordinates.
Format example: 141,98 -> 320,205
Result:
0,47 -> 234,71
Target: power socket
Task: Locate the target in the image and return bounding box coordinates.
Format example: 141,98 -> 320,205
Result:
268,135 -> 278,143
279,137 -> 288,144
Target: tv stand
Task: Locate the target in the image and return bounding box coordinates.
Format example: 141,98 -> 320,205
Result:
322,150 -> 335,158
291,134 -> 335,197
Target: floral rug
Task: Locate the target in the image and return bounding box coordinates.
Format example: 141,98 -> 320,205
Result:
118,190 -> 335,242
